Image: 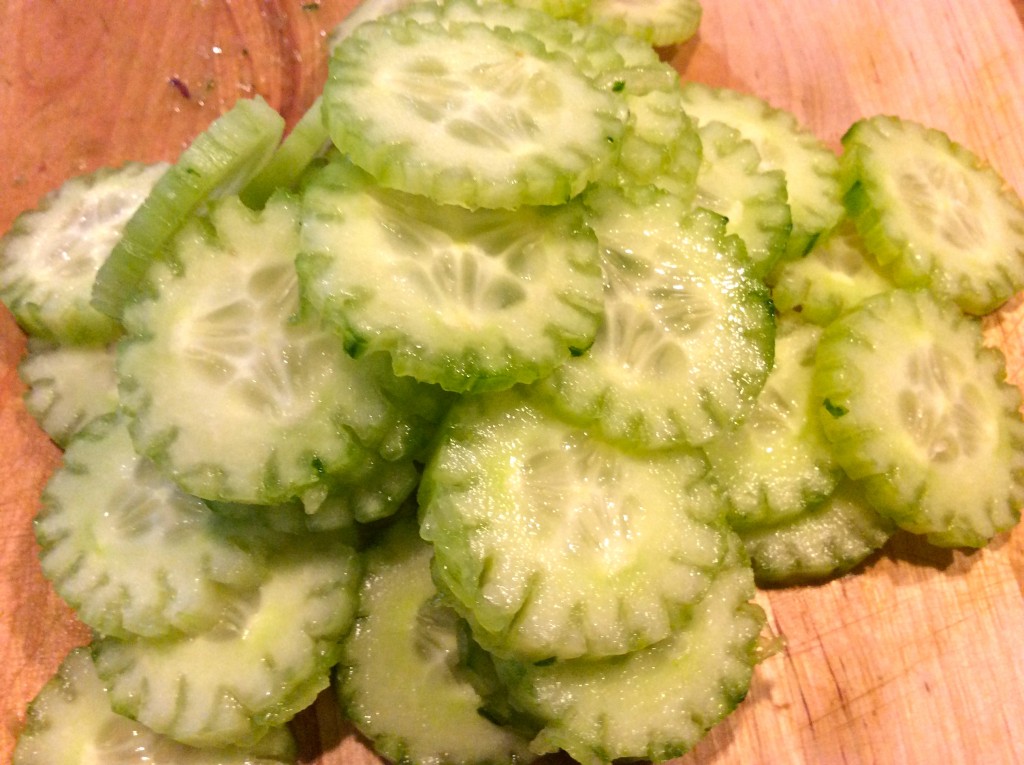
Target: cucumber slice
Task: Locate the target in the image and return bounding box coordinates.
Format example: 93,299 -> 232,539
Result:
323,15 -> 628,209
12,647 -> 296,765
584,0 -> 703,47
694,119 -> 792,280
239,96 -> 332,210
814,288 -> 1024,547
19,339 -> 119,447
92,530 -> 361,749
540,190 -> 775,449
419,387 -> 730,662
35,414 -> 264,639
117,193 -> 427,504
769,217 -> 895,324
704,317 -> 841,530
298,158 -> 604,393
384,0 -> 698,199
0,162 -> 166,344
91,97 -> 285,320
841,114 -> 1024,315
738,477 -> 896,586
338,514 -> 533,765
680,82 -> 844,260
495,535 -> 765,764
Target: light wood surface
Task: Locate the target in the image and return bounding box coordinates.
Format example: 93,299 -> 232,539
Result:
1,1 -> 1023,763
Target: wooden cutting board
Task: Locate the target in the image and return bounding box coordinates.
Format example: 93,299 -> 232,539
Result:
2,1 -> 1023,763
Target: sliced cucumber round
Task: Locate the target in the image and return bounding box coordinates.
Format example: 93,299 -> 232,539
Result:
298,158 -> 604,393
540,190 -> 776,449
495,535 -> 765,764
814,288 -> 1024,547
705,317 -> 841,530
323,15 -> 628,209
92,530 -> 361,749
419,387 -> 731,663
117,193 -> 426,505
738,477 -> 896,586
680,82 -> 844,260
338,514 -> 533,765
0,162 -> 167,344
841,113 -> 1024,315
19,338 -> 119,447
769,217 -> 895,324
584,0 -> 703,47
35,414 -> 264,639
91,97 -> 285,320
694,119 -> 792,280
12,647 -> 296,765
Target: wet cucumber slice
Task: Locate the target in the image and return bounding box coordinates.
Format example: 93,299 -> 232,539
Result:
704,317 -> 841,530
583,0 -> 702,47
92,530 -> 361,749
387,0 -> 699,199
419,387 -> 730,663
19,339 -> 119,447
338,514 -> 534,765
0,162 -> 166,344
540,190 -> 775,449
239,96 -> 332,210
117,192 -> 427,505
323,15 -> 628,209
298,158 -> 604,394
680,82 -> 844,260
841,114 -> 1024,315
495,535 -> 765,765
738,477 -> 896,586
12,647 -> 296,765
814,288 -> 1024,547
91,97 -> 285,320
769,217 -> 895,324
694,119 -> 792,280
35,414 -> 264,639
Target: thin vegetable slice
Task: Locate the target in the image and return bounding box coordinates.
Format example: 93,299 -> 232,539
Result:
323,15 -> 628,209
705,317 -> 841,530
541,190 -> 775,449
583,0 -> 703,48
770,217 -> 894,324
91,97 -> 285,320
495,535 -> 765,765
680,82 -> 844,260
298,158 -> 604,393
118,193 -> 428,505
693,119 -> 792,279
814,288 -> 1024,547
12,647 -> 296,765
19,339 -> 119,447
338,513 -> 534,765
35,414 -> 264,639
92,530 -> 361,749
0,162 -> 166,344
738,477 -> 896,586
419,387 -> 730,662
841,113 -> 1024,315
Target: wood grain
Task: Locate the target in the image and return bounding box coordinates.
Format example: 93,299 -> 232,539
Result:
1,1 -> 1023,764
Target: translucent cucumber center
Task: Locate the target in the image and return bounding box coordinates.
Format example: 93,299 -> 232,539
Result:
898,344 -> 983,462
900,164 -> 983,250
387,50 -> 557,154
523,437 -> 640,570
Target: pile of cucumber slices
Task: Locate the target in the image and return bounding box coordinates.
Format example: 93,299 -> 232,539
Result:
4,0 -> 1024,763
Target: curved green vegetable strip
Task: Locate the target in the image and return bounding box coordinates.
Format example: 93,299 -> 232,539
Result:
91,96 -> 285,320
